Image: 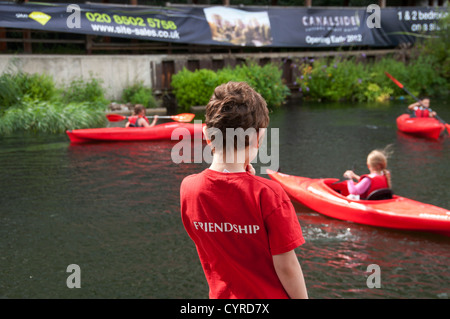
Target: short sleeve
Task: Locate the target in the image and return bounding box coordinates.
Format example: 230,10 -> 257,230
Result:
264,199 -> 305,255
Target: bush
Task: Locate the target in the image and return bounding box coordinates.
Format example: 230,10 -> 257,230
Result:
232,61 -> 290,108
295,54 -> 447,102
121,82 -> 158,108
61,76 -> 108,107
171,62 -> 290,111
0,72 -> 57,113
15,72 -> 57,102
171,68 -> 220,111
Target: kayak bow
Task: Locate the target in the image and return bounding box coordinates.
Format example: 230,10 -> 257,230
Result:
67,122 -> 204,143
396,114 -> 445,140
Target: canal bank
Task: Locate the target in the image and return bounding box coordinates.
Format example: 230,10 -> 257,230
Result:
0,49 -> 404,100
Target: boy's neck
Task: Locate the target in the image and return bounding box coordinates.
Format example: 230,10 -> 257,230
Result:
208,150 -> 248,173
209,162 -> 247,173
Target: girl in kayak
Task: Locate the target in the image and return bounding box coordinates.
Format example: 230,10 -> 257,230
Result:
125,104 -> 158,127
408,98 -> 437,118
343,147 -> 392,200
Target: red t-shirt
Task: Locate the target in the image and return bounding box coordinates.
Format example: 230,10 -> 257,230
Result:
180,169 -> 305,299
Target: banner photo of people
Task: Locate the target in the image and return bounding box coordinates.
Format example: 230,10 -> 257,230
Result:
203,6 -> 272,47
0,2 -> 447,48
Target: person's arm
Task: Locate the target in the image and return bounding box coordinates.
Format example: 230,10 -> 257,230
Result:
347,177 -> 371,195
273,250 -> 308,299
408,101 -> 419,110
149,114 -> 158,127
343,170 -> 360,182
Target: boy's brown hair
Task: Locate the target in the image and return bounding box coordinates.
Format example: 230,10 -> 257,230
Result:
205,81 -> 269,150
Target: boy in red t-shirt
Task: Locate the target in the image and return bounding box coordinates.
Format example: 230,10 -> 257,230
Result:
180,81 -> 308,299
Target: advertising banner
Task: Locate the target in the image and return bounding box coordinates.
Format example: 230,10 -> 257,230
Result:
0,2 -> 447,48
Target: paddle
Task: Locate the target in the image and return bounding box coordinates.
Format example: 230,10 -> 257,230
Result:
385,72 -> 450,135
106,113 -> 195,123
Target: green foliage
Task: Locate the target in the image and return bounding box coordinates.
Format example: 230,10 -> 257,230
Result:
171,62 -> 290,111
121,82 -> 158,108
413,10 -> 450,85
295,54 -> 448,102
298,57 -> 370,101
60,76 -> 108,107
0,71 -> 109,134
0,73 -> 21,112
0,72 -> 56,112
232,61 -> 290,109
15,72 -> 57,102
171,68 -> 220,111
0,101 -> 105,135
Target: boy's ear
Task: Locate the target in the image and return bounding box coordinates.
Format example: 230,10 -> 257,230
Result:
202,125 -> 211,145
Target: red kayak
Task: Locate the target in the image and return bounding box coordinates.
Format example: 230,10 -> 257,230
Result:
67,122 -> 204,143
396,114 -> 445,140
267,170 -> 450,236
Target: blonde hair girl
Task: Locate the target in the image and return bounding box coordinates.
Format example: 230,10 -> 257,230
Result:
343,145 -> 393,200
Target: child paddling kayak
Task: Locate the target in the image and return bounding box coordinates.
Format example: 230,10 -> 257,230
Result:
343,146 -> 393,200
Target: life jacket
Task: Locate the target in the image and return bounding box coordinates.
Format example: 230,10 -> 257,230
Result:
128,115 -> 149,127
414,107 -> 431,118
359,174 -> 389,199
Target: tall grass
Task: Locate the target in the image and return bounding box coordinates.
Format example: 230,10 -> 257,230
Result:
0,101 -> 106,135
0,70 -> 109,135
0,73 -> 21,111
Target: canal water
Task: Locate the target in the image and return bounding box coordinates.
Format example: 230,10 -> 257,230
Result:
0,99 -> 449,299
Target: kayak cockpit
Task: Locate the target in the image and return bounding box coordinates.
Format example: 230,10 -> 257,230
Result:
323,179 -> 394,201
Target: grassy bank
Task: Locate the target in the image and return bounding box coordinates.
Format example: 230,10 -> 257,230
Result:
0,71 -> 108,135
0,70 -> 158,135
295,54 -> 448,103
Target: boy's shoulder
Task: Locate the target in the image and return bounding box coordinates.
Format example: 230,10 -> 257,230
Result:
246,172 -> 282,189
180,172 -> 201,190
181,170 -> 285,195
246,173 -> 287,199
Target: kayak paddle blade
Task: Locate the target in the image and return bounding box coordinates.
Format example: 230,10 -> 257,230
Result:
385,72 -> 404,89
106,114 -> 127,122
171,113 -> 195,123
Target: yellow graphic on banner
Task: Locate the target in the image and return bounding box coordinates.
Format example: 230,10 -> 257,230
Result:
29,12 -> 51,26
